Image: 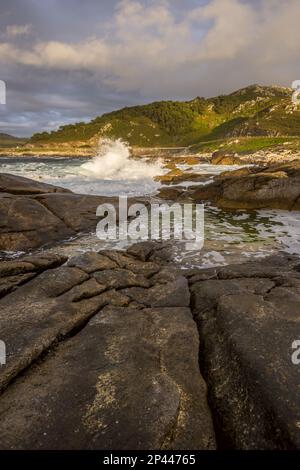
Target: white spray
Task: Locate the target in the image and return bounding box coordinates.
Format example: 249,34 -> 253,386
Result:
79,138 -> 163,180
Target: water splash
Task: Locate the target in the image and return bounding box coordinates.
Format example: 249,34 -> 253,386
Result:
79,138 -> 163,180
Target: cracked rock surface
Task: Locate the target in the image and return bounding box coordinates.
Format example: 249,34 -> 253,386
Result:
189,253 -> 300,449
0,243 -> 215,450
0,242 -> 299,450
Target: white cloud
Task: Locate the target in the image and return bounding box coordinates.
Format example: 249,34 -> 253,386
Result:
1,0 -> 300,96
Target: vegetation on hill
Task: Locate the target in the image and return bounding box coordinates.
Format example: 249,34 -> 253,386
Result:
190,136 -> 300,155
30,85 -> 300,147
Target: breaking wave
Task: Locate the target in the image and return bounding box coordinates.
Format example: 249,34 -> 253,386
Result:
79,138 -> 163,180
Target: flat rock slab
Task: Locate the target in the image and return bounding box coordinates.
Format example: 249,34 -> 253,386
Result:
190,254 -> 300,449
0,306 -> 215,450
0,247 -> 215,450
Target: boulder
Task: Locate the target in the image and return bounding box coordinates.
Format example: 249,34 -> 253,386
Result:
190,162 -> 300,210
211,152 -> 243,165
156,186 -> 189,201
0,173 -> 147,251
0,173 -> 71,195
0,193 -> 75,251
190,254 -> 300,449
157,168 -> 209,186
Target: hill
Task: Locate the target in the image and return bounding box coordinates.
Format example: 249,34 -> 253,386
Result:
30,85 -> 298,148
0,133 -> 27,147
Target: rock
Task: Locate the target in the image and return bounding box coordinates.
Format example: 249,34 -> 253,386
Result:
0,173 -> 147,251
156,186 -> 186,201
101,246 -> 162,276
0,305 -> 215,450
211,153 -> 243,165
0,193 -> 75,251
0,254 -> 67,298
190,162 -> 300,210
1,242 -> 300,450
157,169 -> 209,186
92,268 -> 150,289
127,240 -> 158,261
121,276 -> 190,308
66,251 -> 118,273
126,240 -> 176,265
190,254 -> 300,449
35,193 -> 120,232
0,272 -> 36,298
180,156 -> 201,165
0,173 -> 71,195
0,248 -> 215,450
217,166 -> 260,178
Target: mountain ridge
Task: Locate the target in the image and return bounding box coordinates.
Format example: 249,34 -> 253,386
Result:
30,84 -> 298,147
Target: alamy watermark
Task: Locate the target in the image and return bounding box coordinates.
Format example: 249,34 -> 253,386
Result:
291,340 -> 300,365
0,80 -> 6,105
292,80 -> 300,105
96,196 -> 204,251
0,340 -> 6,366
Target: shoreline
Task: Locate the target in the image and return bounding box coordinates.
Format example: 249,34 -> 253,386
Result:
1,143 -> 300,166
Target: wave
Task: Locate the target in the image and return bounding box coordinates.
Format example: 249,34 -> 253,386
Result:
79,138 -> 163,180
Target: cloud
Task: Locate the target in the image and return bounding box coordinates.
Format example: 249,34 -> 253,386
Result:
1,0 -> 300,135
1,0 -> 300,95
5,24 -> 32,37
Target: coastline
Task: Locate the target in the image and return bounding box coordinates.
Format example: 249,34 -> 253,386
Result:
1,140 -> 300,167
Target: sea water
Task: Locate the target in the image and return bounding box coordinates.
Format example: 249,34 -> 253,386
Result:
0,139 -> 300,267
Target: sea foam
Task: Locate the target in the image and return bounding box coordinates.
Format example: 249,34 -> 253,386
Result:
79,138 -> 163,180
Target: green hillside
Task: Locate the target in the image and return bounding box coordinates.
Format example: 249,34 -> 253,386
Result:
0,133 -> 27,147
30,85 -> 299,147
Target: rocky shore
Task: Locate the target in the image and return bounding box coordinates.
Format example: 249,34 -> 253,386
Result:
2,140 -> 300,165
211,147 -> 300,166
0,242 -> 299,449
0,173 -> 148,252
0,173 -> 299,450
158,162 -> 300,210
0,143 -> 193,159
0,244 -> 216,450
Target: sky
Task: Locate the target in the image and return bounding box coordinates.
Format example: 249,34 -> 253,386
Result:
0,0 -> 299,137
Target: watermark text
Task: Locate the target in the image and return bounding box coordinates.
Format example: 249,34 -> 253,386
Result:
96,196 -> 204,251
